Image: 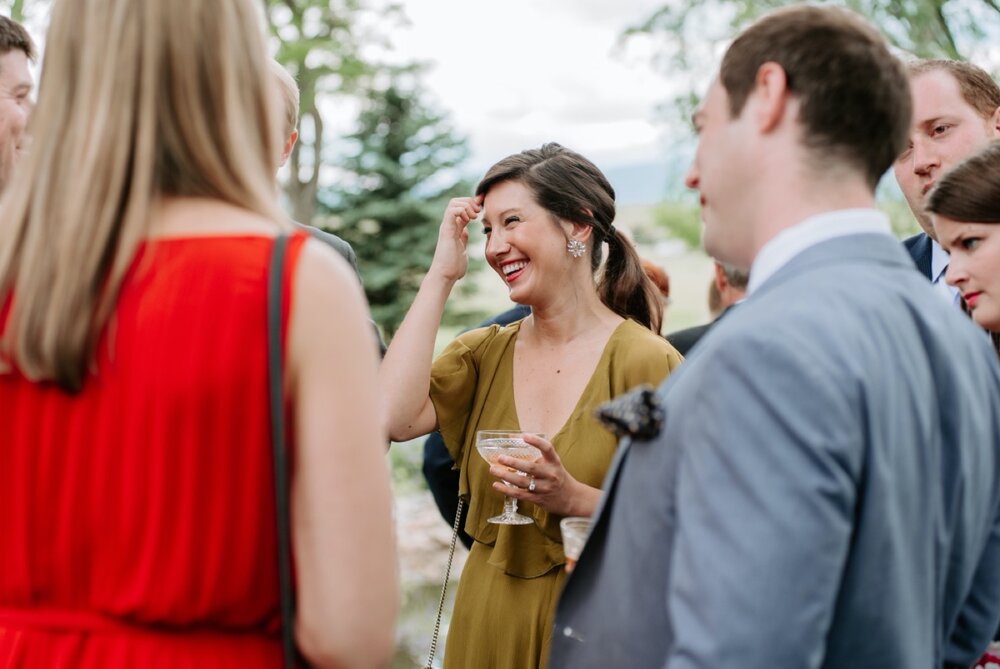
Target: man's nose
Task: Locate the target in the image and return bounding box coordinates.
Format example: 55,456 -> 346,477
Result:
911,137 -> 939,176
684,163 -> 700,190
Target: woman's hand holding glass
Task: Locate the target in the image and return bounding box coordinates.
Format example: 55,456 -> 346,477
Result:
490,433 -> 598,518
429,195 -> 483,283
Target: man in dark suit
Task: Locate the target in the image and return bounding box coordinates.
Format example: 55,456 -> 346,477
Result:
422,304 -> 530,548
894,60 -> 1000,300
666,260 -> 747,356
270,60 -> 357,266
549,7 -> 1000,668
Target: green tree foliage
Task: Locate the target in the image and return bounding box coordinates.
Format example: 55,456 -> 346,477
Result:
628,0 -> 998,64
653,200 -> 703,249
625,0 -> 999,128
319,67 -> 473,337
6,0 -> 26,21
0,0 -> 48,33
265,0 -> 401,224
630,0 -> 992,244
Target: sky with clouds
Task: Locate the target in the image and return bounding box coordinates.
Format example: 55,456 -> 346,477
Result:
384,0 -> 680,174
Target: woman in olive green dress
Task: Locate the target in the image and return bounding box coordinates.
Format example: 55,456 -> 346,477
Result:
382,143 -> 682,669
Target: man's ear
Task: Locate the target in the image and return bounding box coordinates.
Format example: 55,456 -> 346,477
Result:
713,261 -> 728,292
751,62 -> 790,134
279,129 -> 298,168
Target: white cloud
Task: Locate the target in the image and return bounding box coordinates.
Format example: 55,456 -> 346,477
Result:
387,0 -> 672,172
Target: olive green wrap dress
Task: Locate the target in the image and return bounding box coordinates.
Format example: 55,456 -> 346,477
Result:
430,318 -> 682,669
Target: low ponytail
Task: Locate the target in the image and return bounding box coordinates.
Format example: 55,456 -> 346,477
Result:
597,230 -> 662,334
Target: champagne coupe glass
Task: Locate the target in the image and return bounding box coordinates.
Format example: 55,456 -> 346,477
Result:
475,430 -> 544,525
559,516 -> 591,573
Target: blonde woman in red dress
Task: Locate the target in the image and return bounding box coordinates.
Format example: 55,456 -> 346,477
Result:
0,0 -> 396,667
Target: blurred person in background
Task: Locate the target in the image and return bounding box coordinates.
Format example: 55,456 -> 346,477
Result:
0,1 -> 396,668
640,258 -> 670,320
271,59 -> 385,355
666,260 -> 747,356
382,143 -> 681,668
270,60 -> 357,268
0,15 -> 34,193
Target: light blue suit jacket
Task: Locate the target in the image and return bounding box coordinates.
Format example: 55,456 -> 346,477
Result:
550,233 -> 1000,669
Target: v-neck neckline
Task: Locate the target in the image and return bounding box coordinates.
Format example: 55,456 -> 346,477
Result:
509,318 -> 628,444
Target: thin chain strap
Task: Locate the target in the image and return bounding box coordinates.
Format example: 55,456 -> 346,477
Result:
425,497 -> 464,669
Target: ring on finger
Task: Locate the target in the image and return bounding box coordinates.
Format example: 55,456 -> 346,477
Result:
528,476 -> 536,493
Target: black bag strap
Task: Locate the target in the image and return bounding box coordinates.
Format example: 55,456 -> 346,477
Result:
267,233 -> 296,669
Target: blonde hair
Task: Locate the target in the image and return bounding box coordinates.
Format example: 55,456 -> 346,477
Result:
0,0 -> 285,391
270,59 -> 300,139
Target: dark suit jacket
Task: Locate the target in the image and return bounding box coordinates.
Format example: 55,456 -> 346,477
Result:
904,231 -> 933,280
297,223 -> 385,355
665,305 -> 736,357
422,304 -> 531,548
300,224 -> 359,273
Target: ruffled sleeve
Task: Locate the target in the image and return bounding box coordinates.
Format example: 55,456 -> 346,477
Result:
429,324 -> 507,466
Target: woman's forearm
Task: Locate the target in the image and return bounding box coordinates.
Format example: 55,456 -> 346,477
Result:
380,270 -> 455,441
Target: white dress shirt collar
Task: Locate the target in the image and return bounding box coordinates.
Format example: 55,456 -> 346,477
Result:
747,209 -> 892,296
930,237 -> 961,304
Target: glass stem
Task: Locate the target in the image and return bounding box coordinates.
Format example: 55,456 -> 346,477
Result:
505,495 -> 518,517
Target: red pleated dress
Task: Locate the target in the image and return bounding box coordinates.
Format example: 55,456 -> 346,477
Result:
0,233 -> 307,668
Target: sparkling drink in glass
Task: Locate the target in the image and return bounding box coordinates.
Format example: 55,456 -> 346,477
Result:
559,516 -> 591,573
475,430 -> 543,525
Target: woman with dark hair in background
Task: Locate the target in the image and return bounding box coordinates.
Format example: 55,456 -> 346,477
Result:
0,0 -> 396,667
927,141 -> 1000,358
382,143 -> 682,668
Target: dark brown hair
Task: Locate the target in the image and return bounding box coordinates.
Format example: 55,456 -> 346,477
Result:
0,16 -> 35,62
476,143 -> 662,333
907,59 -> 1000,121
720,5 -> 911,189
926,141 -> 1000,223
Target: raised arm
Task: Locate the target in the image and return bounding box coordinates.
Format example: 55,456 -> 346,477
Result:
288,240 -> 397,669
380,196 -> 481,442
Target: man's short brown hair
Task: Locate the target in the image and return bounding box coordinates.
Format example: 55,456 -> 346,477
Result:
720,5 -> 911,189
0,16 -> 35,62
906,59 -> 1000,121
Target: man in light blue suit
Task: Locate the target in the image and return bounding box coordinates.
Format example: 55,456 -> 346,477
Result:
549,6 -> 1000,669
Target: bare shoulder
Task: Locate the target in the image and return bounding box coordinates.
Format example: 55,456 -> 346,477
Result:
295,236 -> 362,294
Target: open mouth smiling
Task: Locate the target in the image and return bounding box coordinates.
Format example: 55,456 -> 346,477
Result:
500,260 -> 528,283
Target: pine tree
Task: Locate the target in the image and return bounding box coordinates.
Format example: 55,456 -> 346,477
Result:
266,0 -> 400,224
320,67 -> 473,337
